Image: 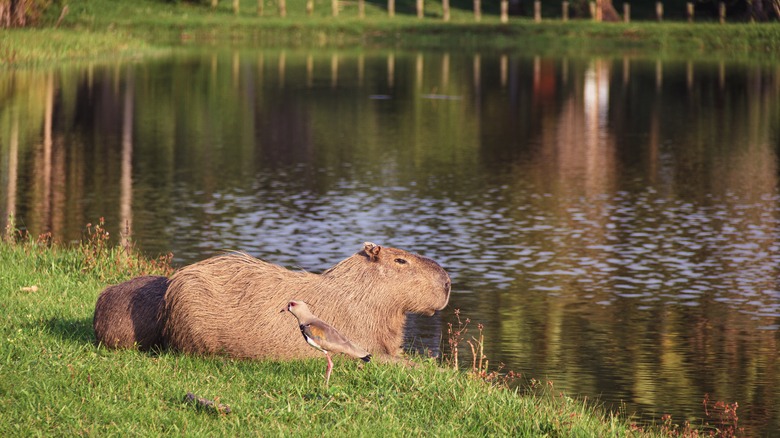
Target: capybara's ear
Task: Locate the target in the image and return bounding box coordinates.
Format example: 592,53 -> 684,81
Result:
363,242 -> 381,262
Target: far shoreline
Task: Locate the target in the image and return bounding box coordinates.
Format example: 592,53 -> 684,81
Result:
1,0 -> 779,68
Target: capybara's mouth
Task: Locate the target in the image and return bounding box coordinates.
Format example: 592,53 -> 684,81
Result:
436,279 -> 452,312
421,280 -> 450,316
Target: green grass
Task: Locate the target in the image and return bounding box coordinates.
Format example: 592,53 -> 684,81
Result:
1,0 -> 779,66
0,28 -> 159,66
0,229 -> 678,436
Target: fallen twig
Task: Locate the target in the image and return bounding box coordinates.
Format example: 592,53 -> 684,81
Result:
183,392 -> 231,415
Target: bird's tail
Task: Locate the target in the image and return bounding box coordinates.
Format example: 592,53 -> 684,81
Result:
361,354 -> 371,363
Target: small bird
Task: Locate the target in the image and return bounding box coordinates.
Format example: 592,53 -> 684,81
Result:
281,300 -> 371,386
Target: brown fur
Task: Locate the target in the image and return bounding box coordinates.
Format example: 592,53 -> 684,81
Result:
163,243 -> 451,360
93,275 -> 168,350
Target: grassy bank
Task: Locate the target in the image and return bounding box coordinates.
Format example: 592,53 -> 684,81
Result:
0,229 -> 687,436
1,0 -> 779,66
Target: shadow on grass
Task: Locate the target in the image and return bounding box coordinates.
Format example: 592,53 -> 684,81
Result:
45,317 -> 95,345
45,317 -> 167,356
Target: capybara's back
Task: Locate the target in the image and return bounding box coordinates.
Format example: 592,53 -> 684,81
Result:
93,276 -> 168,350
163,243 -> 451,360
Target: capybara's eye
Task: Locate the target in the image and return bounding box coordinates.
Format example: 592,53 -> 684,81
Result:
394,258 -> 408,265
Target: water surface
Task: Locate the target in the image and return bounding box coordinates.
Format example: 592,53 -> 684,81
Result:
2,50 -> 779,434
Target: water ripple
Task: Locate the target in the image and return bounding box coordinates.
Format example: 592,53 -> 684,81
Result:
167,170 -> 780,325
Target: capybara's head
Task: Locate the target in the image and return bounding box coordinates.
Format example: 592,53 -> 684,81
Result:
325,242 -> 451,316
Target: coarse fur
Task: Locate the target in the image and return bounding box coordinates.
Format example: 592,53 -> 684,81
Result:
163,243 -> 451,360
93,275 -> 169,350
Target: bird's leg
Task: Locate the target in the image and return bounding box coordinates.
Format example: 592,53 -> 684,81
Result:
324,352 -> 334,387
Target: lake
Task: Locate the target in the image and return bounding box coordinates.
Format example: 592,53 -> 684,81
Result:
1,49 -> 779,434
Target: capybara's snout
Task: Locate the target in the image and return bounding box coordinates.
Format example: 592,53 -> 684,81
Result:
440,276 -> 451,308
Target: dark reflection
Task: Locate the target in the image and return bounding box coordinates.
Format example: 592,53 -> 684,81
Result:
1,51 -> 779,434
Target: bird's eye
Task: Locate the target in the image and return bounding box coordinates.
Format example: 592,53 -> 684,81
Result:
289,302 -> 296,307
394,258 -> 408,265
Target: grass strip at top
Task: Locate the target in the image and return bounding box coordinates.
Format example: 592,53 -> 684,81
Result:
2,0 -> 780,66
0,230 -> 674,436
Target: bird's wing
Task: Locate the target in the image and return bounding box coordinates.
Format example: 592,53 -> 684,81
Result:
304,320 -> 370,360
299,324 -> 326,352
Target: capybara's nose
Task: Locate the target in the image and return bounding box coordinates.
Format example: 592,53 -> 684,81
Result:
442,279 -> 452,306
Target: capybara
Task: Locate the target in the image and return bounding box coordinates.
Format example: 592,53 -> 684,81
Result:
93,275 -> 168,350
163,242 -> 451,360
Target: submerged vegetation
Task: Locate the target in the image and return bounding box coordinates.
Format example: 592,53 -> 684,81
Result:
1,0 -> 779,66
0,221 -> 745,436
